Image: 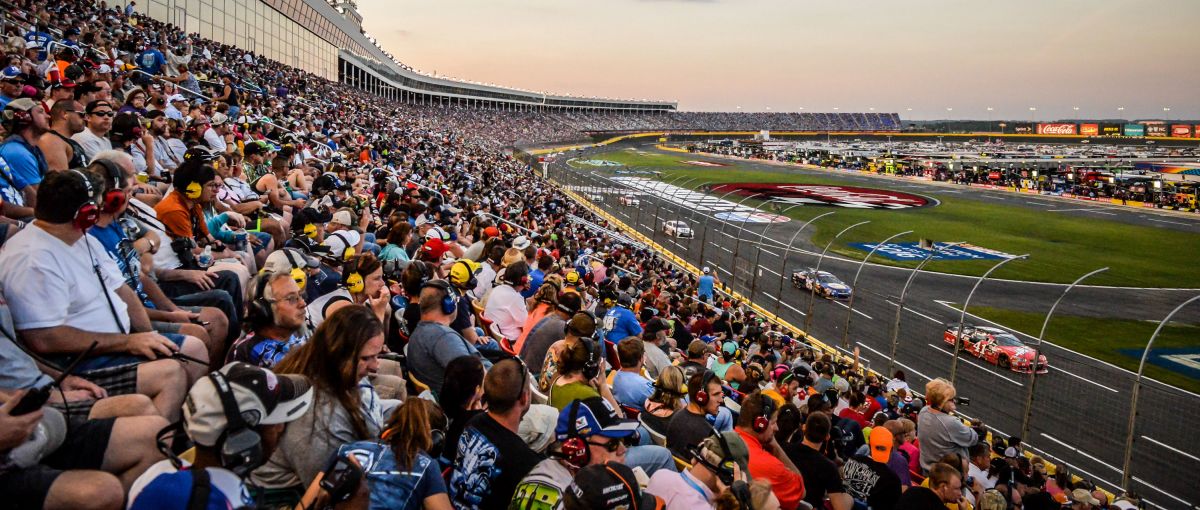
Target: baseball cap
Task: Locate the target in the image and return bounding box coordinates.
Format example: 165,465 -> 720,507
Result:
24,40 -> 40,50
210,112 -> 228,126
51,79 -> 76,89
97,63 -> 112,74
722,341 -> 739,356
183,362 -> 314,447
168,93 -> 187,103
425,226 -> 448,241
1071,489 -> 1101,507
699,431 -> 751,478
482,226 -> 500,238
322,230 -> 360,260
420,237 -> 448,260
556,397 -> 639,440
128,469 -> 234,510
330,210 -> 353,227
5,98 -> 38,114
262,248 -> 319,274
1,66 -> 23,81
565,270 -> 580,284
644,317 -> 671,336
512,235 -> 531,250
562,461 -> 660,510
143,109 -> 166,120
687,339 -> 708,359
1004,446 -> 1019,458
868,426 -> 894,463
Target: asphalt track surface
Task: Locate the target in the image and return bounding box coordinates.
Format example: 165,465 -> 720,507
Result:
550,143 -> 1200,508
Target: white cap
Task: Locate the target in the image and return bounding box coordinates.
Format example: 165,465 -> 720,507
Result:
167,93 -> 187,102
425,226 -> 447,241
330,210 -> 353,226
702,266 -> 711,274
321,230 -> 360,260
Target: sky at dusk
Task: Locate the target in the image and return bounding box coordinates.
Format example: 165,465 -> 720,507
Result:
356,0 -> 1200,121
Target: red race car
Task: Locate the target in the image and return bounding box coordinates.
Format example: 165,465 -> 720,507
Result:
943,323 -> 1048,374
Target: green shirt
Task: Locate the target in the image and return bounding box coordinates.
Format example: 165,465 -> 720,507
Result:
548,381 -> 600,411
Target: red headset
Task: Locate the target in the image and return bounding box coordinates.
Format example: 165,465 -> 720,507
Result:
70,170 -> 100,231
752,394 -> 775,433
694,370 -> 719,406
559,399 -> 591,468
92,159 -> 127,214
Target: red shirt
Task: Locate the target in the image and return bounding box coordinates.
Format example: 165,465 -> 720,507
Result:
736,428 -> 805,510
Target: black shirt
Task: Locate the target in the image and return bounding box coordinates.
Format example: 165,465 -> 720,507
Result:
841,455 -> 902,510
894,485 -> 946,510
448,412 -> 543,510
786,442 -> 846,509
665,408 -> 713,458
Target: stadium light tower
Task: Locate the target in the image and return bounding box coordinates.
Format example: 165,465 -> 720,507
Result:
1028,106 -> 1037,123
1163,106 -> 1171,120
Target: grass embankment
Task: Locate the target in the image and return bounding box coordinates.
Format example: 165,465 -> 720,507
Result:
573,149 -> 1200,289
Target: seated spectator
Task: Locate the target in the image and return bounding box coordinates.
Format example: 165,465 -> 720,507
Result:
896,462 -> 962,510
646,431 -> 751,509
510,396 -> 641,509
611,336 -> 654,413
449,357 -> 543,509
563,461 -> 665,510
640,317 -> 674,380
537,310 -> 595,391
36,99 -> 86,172
642,365 -> 687,435
228,271 -> 308,368
519,291 -> 581,375
666,370 -> 724,458
406,279 -> 492,398
841,426 -> 902,510
0,170 -> 207,420
547,337 -> 617,412
483,260 -> 530,340
440,355 -> 487,466
0,98 -> 50,208
306,252 -> 391,329
127,362 -> 314,508
70,100 -> 114,165
734,391 -> 806,510
250,306 -> 386,505
334,397 -> 452,510
786,409 -> 853,510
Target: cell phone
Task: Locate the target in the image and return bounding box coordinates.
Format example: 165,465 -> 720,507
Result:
11,341 -> 97,416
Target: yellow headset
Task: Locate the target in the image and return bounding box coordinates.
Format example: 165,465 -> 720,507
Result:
185,181 -> 202,199
303,223 -> 318,239
343,255 -> 364,294
330,232 -> 356,262
281,250 -> 308,290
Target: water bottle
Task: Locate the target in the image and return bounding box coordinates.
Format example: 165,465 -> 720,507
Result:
199,245 -> 213,268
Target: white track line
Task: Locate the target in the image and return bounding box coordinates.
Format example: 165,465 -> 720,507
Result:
1141,435 -> 1200,463
778,301 -> 806,316
1055,366 -> 1119,393
1147,218 -> 1192,227
1040,433 -> 1122,473
832,300 -> 873,320
925,343 -> 1023,386
762,267 -> 781,277
885,301 -> 944,325
856,342 -> 932,382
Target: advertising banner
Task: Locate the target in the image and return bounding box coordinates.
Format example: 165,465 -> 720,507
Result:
1100,124 -> 1122,135
1195,125 -> 1200,138
1012,123 -> 1034,134
1079,124 -> 1100,136
1037,123 -> 1077,135
1123,124 -> 1145,136
849,242 -> 1015,261
1146,124 -> 1168,137
1171,125 -> 1192,137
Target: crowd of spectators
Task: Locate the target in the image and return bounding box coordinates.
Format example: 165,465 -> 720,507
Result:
0,0 -> 1149,509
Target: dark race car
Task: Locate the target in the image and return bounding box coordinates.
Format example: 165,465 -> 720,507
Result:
943,323 -> 1048,373
791,268 -> 852,300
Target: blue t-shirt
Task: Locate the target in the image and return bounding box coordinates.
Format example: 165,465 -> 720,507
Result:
612,370 -> 654,412
0,157 -> 25,207
336,442 -> 446,510
602,306 -> 642,345
137,49 -> 167,75
89,222 -> 153,308
24,31 -> 52,61
698,275 -> 715,297
0,136 -> 48,190
521,268 -> 544,299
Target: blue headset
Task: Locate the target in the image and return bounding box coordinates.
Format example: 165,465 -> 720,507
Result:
422,279 -> 458,316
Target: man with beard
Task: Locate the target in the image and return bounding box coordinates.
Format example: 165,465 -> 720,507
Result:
0,99 -> 51,207
36,99 -> 86,171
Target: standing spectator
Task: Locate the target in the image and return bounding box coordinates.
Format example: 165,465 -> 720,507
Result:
697,266 -> 716,303
786,411 -> 853,510
841,426 -> 902,510
449,357 -> 543,509
71,100 -> 114,164
917,378 -> 979,473
734,392 -> 806,510
0,98 -> 50,207
36,99 -> 86,171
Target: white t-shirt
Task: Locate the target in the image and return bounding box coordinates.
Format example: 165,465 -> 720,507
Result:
0,223 -> 130,333
472,262 -> 497,300
126,198 -> 183,271
127,459 -> 252,509
483,284 -> 527,339
203,128 -> 227,152
71,128 -> 113,163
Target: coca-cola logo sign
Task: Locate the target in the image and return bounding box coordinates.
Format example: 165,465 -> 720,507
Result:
708,183 -> 934,210
1037,123 -> 1077,135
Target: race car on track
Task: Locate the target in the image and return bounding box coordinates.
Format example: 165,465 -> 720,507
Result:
943,323 -> 1048,373
662,220 -> 694,238
618,195 -> 641,206
585,192 -> 603,202
791,269 -> 853,299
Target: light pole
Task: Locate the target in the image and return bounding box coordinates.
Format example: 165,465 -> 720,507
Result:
774,212 -> 835,317
805,221 -> 871,334
1122,294 -> 1200,489
685,181 -> 715,228
749,204 -> 804,303
948,254 -> 1030,384
1020,267 -> 1108,441
888,242 -> 963,374
842,230 -> 913,348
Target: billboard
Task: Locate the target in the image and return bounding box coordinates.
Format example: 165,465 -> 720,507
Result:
1079,124 -> 1099,136
1171,125 -> 1192,137
1037,123 -> 1077,135
1123,124 -> 1145,136
1012,123 -> 1034,134
1195,125 -> 1200,138
1100,124 -> 1122,135
1146,124 -> 1168,137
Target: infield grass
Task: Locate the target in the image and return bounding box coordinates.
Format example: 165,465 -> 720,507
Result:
960,306 -> 1200,394
568,149 -> 1200,288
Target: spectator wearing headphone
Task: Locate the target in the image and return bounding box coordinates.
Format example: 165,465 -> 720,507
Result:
734,391 -> 806,510
601,292 -> 642,346
0,170 -> 206,421
537,310 -> 596,392
520,291 -> 582,375
305,252 -> 390,329
126,362 -> 314,509
447,258 -> 494,350
640,317 -> 673,381
406,279 -> 492,398
251,306 -> 387,505
483,259 -> 530,340
645,431 -> 751,509
665,370 -> 724,458
227,271 -> 308,369
511,397 -> 640,509
0,98 -> 50,208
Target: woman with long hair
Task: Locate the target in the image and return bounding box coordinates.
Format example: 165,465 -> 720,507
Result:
336,398 -> 454,510
641,365 -> 687,436
250,306 -> 386,505
438,355 -> 486,466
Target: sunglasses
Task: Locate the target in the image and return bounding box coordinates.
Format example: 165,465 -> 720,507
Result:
587,436 -> 632,453
90,111 -> 115,117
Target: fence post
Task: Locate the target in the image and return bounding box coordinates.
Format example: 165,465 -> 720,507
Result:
842,230 -> 912,349
949,254 -> 1029,384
